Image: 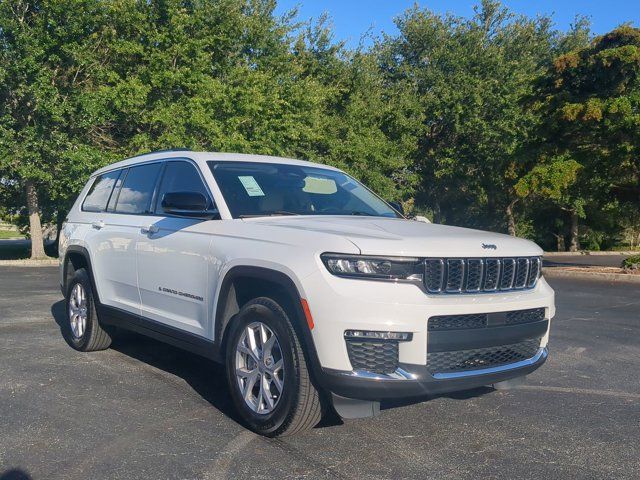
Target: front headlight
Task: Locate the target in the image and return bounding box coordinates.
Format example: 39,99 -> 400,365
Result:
320,253 -> 423,281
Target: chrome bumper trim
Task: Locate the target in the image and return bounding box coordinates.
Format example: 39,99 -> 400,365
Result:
431,347 -> 548,379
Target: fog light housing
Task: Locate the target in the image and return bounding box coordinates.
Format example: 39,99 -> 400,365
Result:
344,330 -> 412,341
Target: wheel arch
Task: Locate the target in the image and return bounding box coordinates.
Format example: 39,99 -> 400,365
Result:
214,266 -> 322,379
63,245 -> 99,302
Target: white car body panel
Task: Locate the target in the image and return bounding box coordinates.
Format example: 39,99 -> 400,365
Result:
61,150 -> 555,380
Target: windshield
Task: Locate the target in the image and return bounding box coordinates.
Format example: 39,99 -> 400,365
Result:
208,161 -> 400,219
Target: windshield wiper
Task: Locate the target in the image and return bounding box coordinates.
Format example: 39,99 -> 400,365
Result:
350,211 -> 375,216
239,211 -> 301,219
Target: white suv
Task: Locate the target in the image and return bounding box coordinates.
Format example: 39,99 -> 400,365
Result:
59,150 -> 555,436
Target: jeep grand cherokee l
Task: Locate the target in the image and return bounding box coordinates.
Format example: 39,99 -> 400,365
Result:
59,150 -> 555,436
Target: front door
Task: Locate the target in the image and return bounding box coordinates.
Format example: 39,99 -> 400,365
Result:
136,160 -> 216,338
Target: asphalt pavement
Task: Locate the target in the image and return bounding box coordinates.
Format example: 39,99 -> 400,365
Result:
0,267 -> 638,479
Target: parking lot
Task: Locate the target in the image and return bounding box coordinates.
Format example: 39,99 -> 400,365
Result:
1,266 -> 638,479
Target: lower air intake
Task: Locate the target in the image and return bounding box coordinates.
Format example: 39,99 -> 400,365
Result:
427,338 -> 541,374
345,340 -> 399,375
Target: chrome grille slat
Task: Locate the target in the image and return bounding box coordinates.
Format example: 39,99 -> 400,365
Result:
424,257 -> 541,294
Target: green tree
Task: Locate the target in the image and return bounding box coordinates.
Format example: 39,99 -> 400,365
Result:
534,26 -> 640,250
379,1 -> 565,234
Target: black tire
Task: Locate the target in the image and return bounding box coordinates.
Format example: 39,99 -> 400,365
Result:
63,268 -> 112,352
225,297 -> 322,437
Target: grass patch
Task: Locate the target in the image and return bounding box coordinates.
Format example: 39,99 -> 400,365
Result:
0,230 -> 23,240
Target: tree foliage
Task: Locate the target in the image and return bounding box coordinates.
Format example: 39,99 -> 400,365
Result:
0,0 -> 638,256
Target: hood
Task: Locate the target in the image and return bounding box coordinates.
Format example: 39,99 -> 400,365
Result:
247,216 -> 542,258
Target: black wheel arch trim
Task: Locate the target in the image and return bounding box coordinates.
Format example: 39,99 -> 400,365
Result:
63,245 -> 100,302
213,265 -> 324,384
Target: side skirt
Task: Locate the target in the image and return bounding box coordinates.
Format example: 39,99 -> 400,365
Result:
98,304 -> 222,363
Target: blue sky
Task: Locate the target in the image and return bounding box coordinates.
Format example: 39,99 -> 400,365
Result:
274,0 -> 640,47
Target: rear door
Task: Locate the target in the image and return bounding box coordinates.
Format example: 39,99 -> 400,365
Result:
83,162 -> 163,313
136,160 -> 216,337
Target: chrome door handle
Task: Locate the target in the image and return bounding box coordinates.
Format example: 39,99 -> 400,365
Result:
141,224 -> 159,234
91,221 -> 105,230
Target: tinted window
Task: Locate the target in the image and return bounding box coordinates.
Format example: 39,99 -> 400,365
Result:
155,161 -> 211,213
82,170 -> 121,212
106,169 -> 126,212
208,161 -> 399,219
114,163 -> 162,214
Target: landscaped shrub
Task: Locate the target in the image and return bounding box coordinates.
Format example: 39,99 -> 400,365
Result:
622,255 -> 640,270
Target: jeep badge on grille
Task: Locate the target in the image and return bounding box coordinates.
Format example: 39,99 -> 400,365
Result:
482,243 -> 497,250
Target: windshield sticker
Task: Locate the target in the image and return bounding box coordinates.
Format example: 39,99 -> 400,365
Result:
238,176 -> 265,197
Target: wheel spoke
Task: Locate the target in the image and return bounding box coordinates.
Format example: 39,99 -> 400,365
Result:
272,373 -> 283,393
242,370 -> 258,401
235,367 -> 256,379
261,375 -> 275,410
246,326 -> 262,360
238,344 -> 259,363
262,334 -> 276,360
269,358 -> 283,374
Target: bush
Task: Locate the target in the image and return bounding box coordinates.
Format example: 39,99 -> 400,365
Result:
622,255 -> 640,270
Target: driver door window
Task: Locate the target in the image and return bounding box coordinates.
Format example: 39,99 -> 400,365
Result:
154,161 -> 212,214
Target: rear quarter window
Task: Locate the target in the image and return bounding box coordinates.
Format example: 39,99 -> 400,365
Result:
82,170 -> 122,212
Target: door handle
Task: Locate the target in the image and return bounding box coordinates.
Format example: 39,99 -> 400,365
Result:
141,224 -> 159,235
91,221 -> 105,230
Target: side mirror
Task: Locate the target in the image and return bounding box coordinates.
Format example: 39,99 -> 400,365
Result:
161,192 -> 217,218
389,201 -> 405,216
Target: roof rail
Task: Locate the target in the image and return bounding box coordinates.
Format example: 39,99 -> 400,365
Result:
128,148 -> 192,160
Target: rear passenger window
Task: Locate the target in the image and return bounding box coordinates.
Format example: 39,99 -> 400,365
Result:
82,170 -> 122,212
106,169 -> 126,212
114,163 -> 162,214
155,161 -> 211,213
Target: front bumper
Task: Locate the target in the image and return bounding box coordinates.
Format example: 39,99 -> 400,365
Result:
319,347 -> 548,401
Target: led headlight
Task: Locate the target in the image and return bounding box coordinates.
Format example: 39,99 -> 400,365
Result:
321,253 -> 423,281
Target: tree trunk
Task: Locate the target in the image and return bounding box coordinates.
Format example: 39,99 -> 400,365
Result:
554,233 -> 566,252
568,210 -> 580,252
506,202 -> 516,236
25,180 -> 46,259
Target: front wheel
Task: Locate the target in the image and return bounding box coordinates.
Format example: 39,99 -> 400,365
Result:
225,297 -> 322,437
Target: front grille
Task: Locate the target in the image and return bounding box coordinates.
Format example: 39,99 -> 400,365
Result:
429,308 -> 546,331
424,257 -> 541,294
345,340 -> 399,375
428,313 -> 487,331
427,338 -> 541,374
506,308 -> 545,325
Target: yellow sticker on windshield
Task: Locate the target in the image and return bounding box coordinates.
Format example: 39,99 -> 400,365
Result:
238,176 -> 265,197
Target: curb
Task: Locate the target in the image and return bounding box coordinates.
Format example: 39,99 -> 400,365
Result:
543,267 -> 640,284
0,259 -> 58,267
544,251 -> 637,256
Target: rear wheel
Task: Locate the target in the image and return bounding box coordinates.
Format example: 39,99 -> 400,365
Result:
63,268 -> 112,351
225,297 -> 322,436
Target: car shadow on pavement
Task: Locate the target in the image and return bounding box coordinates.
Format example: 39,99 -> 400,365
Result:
51,300 -> 489,426
50,300 -> 240,423
0,469 -> 33,480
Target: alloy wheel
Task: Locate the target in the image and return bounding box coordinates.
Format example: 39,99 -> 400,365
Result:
235,321 -> 285,414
